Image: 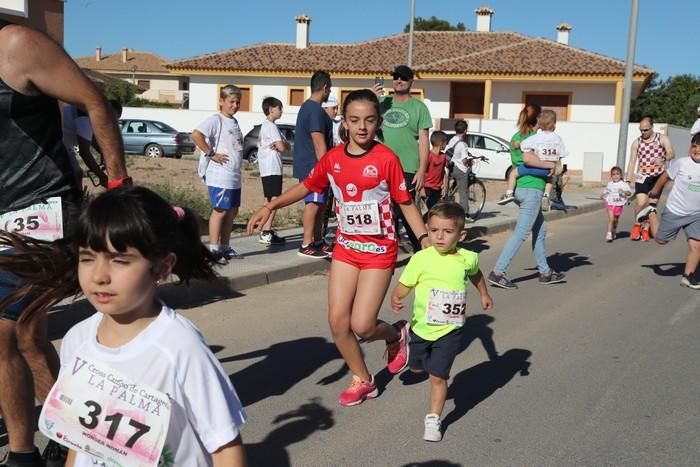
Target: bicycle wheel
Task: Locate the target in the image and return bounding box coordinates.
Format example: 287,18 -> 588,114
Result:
467,179 -> 486,220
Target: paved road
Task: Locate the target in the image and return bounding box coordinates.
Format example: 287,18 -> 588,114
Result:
9,207 -> 700,466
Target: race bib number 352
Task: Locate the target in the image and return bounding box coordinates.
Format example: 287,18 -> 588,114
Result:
426,288 -> 467,327
39,356 -> 171,467
0,197 -> 63,242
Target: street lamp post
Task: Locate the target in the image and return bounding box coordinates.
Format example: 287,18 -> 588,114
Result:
616,0 -> 640,169
407,0 -> 415,67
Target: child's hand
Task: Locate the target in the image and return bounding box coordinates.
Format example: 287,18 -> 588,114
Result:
480,293 -> 494,311
391,294 -> 404,313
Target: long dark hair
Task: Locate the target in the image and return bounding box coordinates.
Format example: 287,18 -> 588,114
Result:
0,186 -> 216,325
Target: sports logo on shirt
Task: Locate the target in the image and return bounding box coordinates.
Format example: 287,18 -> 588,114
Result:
334,163 -> 341,173
346,183 -> 358,196
363,165 -> 378,178
399,180 -> 407,191
383,108 -> 410,129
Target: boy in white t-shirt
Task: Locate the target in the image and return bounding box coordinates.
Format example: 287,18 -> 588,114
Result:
601,166 -> 633,242
192,85 -> 245,263
499,110 -> 568,211
640,133 -> 700,289
257,97 -> 290,245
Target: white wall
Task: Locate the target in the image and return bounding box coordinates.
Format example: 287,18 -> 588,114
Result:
490,81 -> 617,122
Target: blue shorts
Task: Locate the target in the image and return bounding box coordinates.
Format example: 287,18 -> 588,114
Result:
0,251 -> 33,321
207,187 -> 241,210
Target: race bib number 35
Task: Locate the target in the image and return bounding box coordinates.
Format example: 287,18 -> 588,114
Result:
426,288 -> 467,327
0,197 -> 63,242
39,356 -> 171,467
340,200 -> 382,235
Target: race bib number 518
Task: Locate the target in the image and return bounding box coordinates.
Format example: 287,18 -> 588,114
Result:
39,355 -> 171,467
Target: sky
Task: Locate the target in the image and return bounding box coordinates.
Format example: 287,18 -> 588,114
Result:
65,0 -> 693,80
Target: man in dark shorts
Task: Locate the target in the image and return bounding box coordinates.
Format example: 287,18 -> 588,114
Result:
0,19 -> 129,466
625,116 -> 675,241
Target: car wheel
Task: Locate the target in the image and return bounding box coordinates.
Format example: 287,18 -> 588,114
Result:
174,153 -> 183,160
246,149 -> 258,164
145,144 -> 163,158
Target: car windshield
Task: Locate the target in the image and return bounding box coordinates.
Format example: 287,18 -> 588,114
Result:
150,121 -> 176,133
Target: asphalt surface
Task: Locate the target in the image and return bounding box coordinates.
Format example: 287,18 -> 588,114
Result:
5,194 -> 700,466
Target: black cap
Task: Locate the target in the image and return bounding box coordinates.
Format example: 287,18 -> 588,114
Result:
392,65 -> 414,80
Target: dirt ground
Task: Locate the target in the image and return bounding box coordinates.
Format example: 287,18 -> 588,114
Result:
112,155 -> 593,234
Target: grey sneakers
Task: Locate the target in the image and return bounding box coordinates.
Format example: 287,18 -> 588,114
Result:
539,271 -> 566,284
487,271 -> 518,289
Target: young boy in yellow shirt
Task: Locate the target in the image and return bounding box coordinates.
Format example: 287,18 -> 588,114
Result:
391,201 -> 493,442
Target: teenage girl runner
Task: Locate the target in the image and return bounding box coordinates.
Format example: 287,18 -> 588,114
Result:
0,187 -> 247,467
248,89 -> 430,406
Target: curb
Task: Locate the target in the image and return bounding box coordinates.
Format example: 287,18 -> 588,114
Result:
169,199 -> 605,299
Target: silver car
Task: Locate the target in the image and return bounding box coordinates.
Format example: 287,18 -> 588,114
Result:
119,119 -> 195,158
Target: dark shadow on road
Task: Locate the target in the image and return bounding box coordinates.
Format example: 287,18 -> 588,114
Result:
442,348 -> 531,434
245,398 -> 334,467
221,337 -> 345,407
545,251 -> 592,273
402,462 -> 462,467
614,230 -> 630,239
460,238 -> 490,253
641,262 -> 685,277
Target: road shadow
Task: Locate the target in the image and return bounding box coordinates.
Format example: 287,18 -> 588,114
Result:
221,337 -> 345,407
460,238 -> 491,253
442,348 -> 531,433
641,262 -> 685,277
615,230 -> 630,240
402,462 -> 462,467
245,398 -> 334,467
514,251 -> 592,284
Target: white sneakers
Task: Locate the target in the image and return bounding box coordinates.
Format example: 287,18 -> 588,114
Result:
423,413 -> 442,442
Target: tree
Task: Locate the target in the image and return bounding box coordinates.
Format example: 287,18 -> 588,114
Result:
403,16 -> 466,32
631,73 -> 700,127
103,80 -> 137,106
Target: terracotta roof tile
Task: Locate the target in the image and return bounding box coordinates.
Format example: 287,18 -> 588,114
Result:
167,31 -> 653,77
75,50 -> 171,74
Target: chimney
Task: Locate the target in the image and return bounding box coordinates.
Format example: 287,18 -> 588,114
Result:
475,6 -> 494,32
121,47 -> 128,63
556,23 -> 572,45
95,46 -> 102,62
295,14 -> 311,49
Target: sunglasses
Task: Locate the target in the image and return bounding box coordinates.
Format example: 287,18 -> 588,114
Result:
640,128 -> 652,132
392,74 -> 411,81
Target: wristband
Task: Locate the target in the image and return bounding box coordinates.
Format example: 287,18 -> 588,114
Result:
206,150 -> 215,158
107,176 -> 133,190
418,233 -> 428,243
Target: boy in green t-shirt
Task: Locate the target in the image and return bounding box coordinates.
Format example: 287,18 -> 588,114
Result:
391,201 -> 493,442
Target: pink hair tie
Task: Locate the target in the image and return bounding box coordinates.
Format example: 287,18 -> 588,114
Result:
172,206 -> 185,222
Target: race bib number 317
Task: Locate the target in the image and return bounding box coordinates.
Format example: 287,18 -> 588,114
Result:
39,356 -> 171,467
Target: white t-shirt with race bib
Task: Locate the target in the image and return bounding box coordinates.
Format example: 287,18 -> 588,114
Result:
257,119 -> 284,177
604,180 -> 632,206
665,157 -> 700,216
196,114 -> 244,189
58,304 -> 246,467
520,131 -> 569,162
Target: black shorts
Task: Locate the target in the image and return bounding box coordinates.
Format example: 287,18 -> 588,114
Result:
635,174 -> 663,195
408,327 -> 464,380
261,175 -> 283,200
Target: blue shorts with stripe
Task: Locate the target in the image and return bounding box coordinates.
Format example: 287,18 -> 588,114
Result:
207,186 -> 241,210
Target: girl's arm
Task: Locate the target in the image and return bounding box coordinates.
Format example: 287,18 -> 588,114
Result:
398,201 -> 429,249
247,183 -> 311,233
468,270 -> 493,311
391,283 -> 412,313
212,436 -> 248,467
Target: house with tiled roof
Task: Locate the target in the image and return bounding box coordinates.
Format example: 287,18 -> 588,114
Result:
167,8 -> 653,127
75,48 -> 189,106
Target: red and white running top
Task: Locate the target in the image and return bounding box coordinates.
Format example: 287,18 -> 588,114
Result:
636,133 -> 667,177
304,142 -> 411,256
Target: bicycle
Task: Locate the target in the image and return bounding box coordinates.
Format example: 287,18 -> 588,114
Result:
444,154 -> 488,221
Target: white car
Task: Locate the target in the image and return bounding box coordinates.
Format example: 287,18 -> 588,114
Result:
444,131 -> 513,181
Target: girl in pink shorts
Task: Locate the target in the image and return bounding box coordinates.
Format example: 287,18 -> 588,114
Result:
602,166 -> 633,242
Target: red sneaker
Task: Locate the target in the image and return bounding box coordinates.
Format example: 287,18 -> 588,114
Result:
641,224 -> 651,241
630,222 -> 642,241
338,376 -> 378,406
386,320 -> 410,374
